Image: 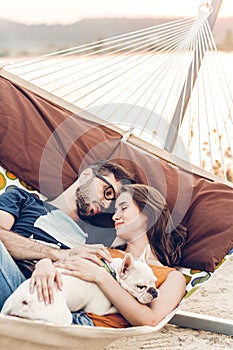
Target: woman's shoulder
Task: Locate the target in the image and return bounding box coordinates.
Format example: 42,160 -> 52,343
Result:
148,264 -> 177,288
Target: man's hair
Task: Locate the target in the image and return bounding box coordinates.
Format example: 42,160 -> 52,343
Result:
87,160 -> 135,185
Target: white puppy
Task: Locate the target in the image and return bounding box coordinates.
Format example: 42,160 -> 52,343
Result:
1,253 -> 158,325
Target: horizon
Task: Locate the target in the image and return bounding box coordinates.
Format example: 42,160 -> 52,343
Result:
0,0 -> 232,25
0,13 -> 232,28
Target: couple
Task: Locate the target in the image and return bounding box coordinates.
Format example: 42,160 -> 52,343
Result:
0,160 -> 186,327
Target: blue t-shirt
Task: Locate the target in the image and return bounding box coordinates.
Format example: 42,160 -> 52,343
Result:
0,188 -> 117,277
0,188 -> 68,248
0,188 -> 88,277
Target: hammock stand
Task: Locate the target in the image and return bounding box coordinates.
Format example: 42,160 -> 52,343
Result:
0,1 -> 233,348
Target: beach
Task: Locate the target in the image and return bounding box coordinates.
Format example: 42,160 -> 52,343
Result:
105,255 -> 233,350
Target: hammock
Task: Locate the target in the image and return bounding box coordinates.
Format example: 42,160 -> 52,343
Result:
0,1 -> 233,348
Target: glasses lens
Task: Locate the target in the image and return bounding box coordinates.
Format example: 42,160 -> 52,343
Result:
92,170 -> 116,200
104,186 -> 115,200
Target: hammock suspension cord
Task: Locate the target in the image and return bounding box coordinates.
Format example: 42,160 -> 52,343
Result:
3,2 -> 233,182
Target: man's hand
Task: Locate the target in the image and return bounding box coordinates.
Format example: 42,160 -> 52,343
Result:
59,244 -> 112,266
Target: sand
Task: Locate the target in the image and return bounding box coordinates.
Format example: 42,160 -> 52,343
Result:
104,255 -> 233,350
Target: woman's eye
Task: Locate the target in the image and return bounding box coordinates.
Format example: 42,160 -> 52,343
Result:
122,206 -> 128,211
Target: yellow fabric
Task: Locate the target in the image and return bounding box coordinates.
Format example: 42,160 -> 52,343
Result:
87,248 -> 175,328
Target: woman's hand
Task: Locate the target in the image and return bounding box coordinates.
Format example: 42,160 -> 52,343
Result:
30,258 -> 63,304
59,244 -> 112,266
54,256 -> 107,284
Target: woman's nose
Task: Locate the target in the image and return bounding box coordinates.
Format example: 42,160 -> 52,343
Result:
113,210 -> 120,221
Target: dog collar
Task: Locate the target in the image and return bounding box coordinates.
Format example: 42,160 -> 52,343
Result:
100,259 -> 116,279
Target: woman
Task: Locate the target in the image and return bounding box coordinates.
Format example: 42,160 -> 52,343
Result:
31,184 -> 187,327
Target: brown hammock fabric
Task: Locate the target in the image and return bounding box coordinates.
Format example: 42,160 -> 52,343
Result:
0,76 -> 233,272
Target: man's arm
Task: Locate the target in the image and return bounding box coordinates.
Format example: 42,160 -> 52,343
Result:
0,210 -> 112,262
0,228 -> 62,260
0,210 -> 60,260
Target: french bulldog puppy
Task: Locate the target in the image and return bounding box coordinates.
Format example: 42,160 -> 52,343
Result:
1,253 -> 158,325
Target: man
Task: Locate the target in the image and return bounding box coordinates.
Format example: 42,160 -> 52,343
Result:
0,160 -> 134,309
0,160 -> 134,276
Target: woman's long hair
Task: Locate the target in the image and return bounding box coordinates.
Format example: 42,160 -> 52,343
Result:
120,184 -> 188,266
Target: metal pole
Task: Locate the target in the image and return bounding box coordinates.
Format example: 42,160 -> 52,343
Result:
164,0 -> 223,152
170,310 -> 233,336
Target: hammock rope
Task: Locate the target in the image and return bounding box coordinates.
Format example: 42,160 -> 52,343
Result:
3,3 -> 233,182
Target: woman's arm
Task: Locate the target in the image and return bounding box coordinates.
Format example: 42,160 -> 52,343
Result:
29,248 -> 112,305
98,269 -> 186,326
29,258 -> 63,304
55,258 -> 186,326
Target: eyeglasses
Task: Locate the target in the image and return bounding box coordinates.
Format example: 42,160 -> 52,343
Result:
92,169 -> 116,201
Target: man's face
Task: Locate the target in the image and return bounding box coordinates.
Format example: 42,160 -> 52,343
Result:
76,170 -> 120,218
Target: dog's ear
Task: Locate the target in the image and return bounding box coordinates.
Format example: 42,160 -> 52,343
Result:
138,244 -> 151,264
119,253 -> 135,279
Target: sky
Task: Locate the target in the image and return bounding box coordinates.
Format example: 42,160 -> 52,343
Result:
0,0 -> 231,25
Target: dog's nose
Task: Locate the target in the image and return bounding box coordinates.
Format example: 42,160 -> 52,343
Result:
147,287 -> 158,299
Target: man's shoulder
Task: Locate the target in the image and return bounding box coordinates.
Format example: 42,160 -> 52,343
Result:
0,188 -> 45,215
0,187 -> 49,225
0,187 -> 38,201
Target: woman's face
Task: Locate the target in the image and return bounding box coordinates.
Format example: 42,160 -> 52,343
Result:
113,191 -> 147,241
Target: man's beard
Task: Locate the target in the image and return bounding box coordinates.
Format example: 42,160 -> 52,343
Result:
77,199 -> 116,221
76,179 -> 94,217
76,182 -> 116,220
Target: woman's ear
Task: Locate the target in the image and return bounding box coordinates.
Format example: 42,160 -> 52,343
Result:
119,253 -> 134,278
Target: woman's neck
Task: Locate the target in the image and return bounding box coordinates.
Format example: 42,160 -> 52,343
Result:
125,234 -> 163,266
125,233 -> 149,259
